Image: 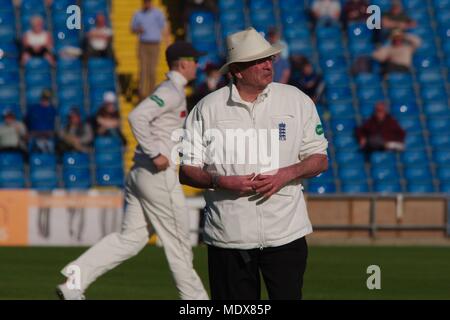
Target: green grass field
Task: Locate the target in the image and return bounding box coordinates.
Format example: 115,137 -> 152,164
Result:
0,245 -> 449,300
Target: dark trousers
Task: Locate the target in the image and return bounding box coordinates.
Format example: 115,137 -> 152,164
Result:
208,237 -> 308,300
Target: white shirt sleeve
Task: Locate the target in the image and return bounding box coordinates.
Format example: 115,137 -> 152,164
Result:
298,95 -> 328,160
128,86 -> 178,158
180,105 -> 206,167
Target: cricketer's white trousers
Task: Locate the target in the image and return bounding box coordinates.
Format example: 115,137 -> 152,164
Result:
61,165 -> 209,300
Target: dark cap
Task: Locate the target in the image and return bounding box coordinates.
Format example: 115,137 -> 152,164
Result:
165,41 -> 205,65
41,88 -> 52,99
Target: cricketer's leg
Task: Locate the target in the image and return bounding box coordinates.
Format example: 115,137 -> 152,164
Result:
134,167 -> 209,300
60,170 -> 150,292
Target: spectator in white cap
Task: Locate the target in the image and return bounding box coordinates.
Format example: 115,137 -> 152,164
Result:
93,92 -> 126,145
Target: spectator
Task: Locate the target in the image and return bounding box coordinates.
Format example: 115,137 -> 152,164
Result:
342,0 -> 369,27
21,15 -> 55,66
356,101 -> 406,154
375,0 -> 416,44
83,13 -> 113,60
0,109 -> 27,155
188,63 -> 226,110
267,28 -> 291,84
267,27 -> 289,60
57,108 -> 93,154
26,89 -> 57,153
311,0 -> 341,27
131,0 -> 168,100
372,29 -> 421,75
289,60 -> 324,103
93,92 -> 127,145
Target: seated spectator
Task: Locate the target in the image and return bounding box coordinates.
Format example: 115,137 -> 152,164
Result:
188,63 -> 226,110
267,27 -> 289,60
26,89 -> 57,153
93,92 -> 127,145
372,29 -> 421,75
0,109 -> 27,155
57,108 -> 93,154
342,0 -> 369,27
83,13 -> 113,61
356,101 -> 406,154
311,0 -> 341,27
21,15 -> 55,66
289,60 -> 324,103
266,28 -> 291,84
375,0 -> 416,44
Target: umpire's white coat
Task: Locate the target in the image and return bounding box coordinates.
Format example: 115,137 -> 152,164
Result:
182,82 -> 328,250
61,71 -> 208,300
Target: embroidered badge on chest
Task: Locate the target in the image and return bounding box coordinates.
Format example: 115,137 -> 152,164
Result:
278,122 -> 286,141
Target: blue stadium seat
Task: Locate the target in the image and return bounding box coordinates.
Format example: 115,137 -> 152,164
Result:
404,165 -> 432,182
0,169 -> 25,188
358,86 -> 384,103
407,183 -> 435,193
417,69 -> 444,85
388,86 -> 415,104
94,136 -> 123,152
0,14 -> 16,42
430,134 -> 450,149
63,152 -> 90,168
390,102 -> 419,117
421,85 -> 447,102
326,86 -> 352,103
0,0 -> 14,12
218,0 -> 244,11
95,151 -> 123,167
58,58 -> 82,71
83,0 -> 108,13
329,103 -> 355,117
25,72 -> 52,87
359,101 -> 376,119
354,73 -> 382,88
96,166 -> 124,187
189,11 -> 216,41
0,85 -> 20,104
219,10 -> 245,32
57,70 -> 83,86
324,72 -> 350,87
433,0 -> 450,10
349,41 -> 374,57
320,56 -> 347,73
339,165 -> 367,182
278,0 -> 305,11
433,150 -> 450,165
401,150 -> 428,166
371,166 -> 400,183
404,133 -> 425,150
0,71 -> 19,86
0,152 -> 24,169
311,166 -> 334,182
63,167 -> 91,190
307,181 -> 336,194
333,133 -> 359,151
342,182 -> 369,193
439,182 -> 450,193
427,117 -> 450,134
249,0 -> 273,11
287,38 -> 313,56
374,182 -> 402,193
330,118 -> 357,133
348,22 -> 372,43
437,167 -> 450,182
25,58 -> 50,72
0,43 -> 19,58
88,71 -> 115,88
336,151 -> 365,165
413,55 -> 440,70
30,153 -> 58,190
398,116 -> 422,133
52,0 -> 77,12
283,24 -> 310,41
316,26 -> 341,40
370,152 -> 397,167
386,73 -> 413,88
423,101 -> 449,117
0,58 -> 19,72
87,58 -> 114,71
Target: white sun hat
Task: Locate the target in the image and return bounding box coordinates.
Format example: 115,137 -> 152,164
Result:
219,27 -> 284,73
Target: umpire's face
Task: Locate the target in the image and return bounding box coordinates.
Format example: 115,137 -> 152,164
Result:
231,55 -> 274,91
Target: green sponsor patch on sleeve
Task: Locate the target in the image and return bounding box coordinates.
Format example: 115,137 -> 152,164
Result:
149,95 -> 165,107
315,124 -> 324,135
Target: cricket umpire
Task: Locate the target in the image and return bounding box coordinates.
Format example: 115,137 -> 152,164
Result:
57,42 -> 209,300
180,28 -> 329,300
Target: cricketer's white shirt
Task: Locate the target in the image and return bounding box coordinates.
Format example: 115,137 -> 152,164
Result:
181,82 -> 328,249
128,71 -> 188,168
